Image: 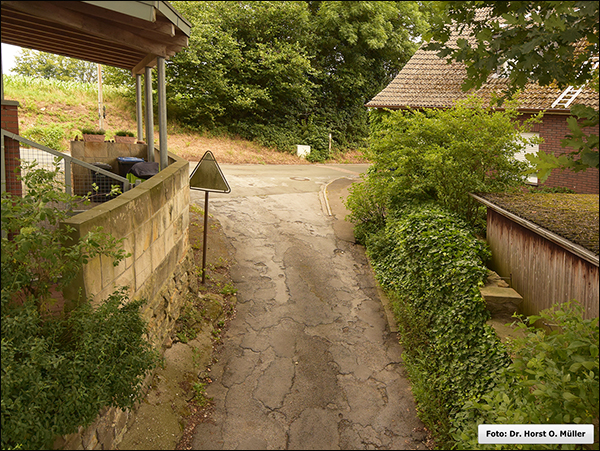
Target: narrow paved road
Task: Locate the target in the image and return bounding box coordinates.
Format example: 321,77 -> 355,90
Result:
189,164 -> 427,450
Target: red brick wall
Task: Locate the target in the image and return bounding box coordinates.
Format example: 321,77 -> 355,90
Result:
520,112 -> 599,194
1,101 -> 22,197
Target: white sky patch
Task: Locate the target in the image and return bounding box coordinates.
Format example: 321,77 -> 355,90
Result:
1,43 -> 23,75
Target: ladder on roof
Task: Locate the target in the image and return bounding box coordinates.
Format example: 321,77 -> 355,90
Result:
551,85 -> 583,108
551,57 -> 599,109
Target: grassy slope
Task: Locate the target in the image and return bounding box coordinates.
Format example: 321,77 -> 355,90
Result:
3,75 -> 366,164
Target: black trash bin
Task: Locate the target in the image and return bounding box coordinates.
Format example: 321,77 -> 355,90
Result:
117,156 -> 145,177
129,161 -> 159,180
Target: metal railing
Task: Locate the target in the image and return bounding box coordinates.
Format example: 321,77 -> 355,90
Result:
2,129 -> 134,211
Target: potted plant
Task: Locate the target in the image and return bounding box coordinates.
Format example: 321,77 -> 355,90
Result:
81,128 -> 106,142
114,130 -> 136,144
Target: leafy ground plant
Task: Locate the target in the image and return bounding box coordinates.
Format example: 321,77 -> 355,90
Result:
452,301 -> 599,450
1,161 -> 159,450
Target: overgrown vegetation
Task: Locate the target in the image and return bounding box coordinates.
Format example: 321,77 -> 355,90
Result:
346,97 -> 599,448
452,301 -> 599,450
366,205 -> 510,446
11,1 -> 430,159
163,1 -> 428,155
360,204 -> 599,448
1,161 -> 159,450
3,74 -> 132,152
346,96 -> 537,238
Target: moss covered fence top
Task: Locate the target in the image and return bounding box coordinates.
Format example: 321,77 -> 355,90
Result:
478,193 -> 599,256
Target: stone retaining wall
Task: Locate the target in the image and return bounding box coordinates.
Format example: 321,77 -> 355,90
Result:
58,153 -> 194,449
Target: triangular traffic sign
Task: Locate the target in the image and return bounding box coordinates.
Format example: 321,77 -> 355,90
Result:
189,151 -> 231,193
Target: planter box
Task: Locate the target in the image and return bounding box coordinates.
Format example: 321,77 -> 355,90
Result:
83,134 -> 105,142
115,135 -> 136,144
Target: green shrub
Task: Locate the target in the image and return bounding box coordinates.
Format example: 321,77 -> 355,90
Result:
347,96 -> 540,235
1,160 -> 158,450
21,125 -> 66,152
1,289 -> 158,450
80,127 -> 105,135
1,160 -> 125,303
115,130 -> 135,137
452,301 -> 599,450
362,204 -> 598,448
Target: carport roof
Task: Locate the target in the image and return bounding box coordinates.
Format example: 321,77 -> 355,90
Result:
1,1 -> 191,74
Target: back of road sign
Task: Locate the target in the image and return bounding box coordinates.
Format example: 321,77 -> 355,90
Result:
189,151 -> 231,193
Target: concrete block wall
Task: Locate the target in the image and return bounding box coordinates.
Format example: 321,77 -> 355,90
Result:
59,153 -> 194,449
63,153 -> 190,334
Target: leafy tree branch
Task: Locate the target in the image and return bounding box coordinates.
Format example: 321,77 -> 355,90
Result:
424,1 -> 599,178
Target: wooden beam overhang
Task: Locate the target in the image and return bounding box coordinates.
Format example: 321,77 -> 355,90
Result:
1,1 -> 191,72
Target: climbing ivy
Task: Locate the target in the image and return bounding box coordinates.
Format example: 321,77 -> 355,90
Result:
367,206 -> 510,446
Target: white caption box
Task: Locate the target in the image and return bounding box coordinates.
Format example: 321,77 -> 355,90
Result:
479,424 -> 594,444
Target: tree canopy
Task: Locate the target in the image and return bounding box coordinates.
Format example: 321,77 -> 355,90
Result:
423,1 -> 599,178
169,1 -> 427,154
11,1 -> 428,156
13,49 -> 98,84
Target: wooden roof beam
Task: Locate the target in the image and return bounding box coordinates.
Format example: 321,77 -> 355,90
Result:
3,19 -> 143,58
4,1 -> 170,57
62,2 -> 177,37
132,54 -> 158,76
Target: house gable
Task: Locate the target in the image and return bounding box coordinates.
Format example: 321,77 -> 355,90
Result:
366,10 -> 599,194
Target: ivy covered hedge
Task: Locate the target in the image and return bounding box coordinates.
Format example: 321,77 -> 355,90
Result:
366,205 -> 510,446
359,205 -> 599,448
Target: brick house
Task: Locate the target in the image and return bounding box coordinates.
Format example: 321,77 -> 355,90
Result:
366,18 -> 599,194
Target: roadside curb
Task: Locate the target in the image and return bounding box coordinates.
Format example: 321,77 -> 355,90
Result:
323,176 -> 399,334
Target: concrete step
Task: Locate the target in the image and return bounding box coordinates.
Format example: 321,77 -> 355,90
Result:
480,270 -> 523,317
479,285 -> 523,305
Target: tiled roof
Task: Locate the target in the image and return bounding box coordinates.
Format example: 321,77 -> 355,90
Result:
367,11 -> 599,112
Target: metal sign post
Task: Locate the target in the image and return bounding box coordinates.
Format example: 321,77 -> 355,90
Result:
189,151 -> 231,284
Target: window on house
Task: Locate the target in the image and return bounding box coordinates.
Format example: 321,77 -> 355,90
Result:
515,132 -> 539,184
490,59 -> 513,79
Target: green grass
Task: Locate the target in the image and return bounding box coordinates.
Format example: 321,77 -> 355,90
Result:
4,74 -> 136,150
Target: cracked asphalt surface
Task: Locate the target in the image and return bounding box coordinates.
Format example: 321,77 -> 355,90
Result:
188,164 -> 427,450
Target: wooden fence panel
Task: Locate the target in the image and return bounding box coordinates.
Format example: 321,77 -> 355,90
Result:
487,209 -> 599,319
